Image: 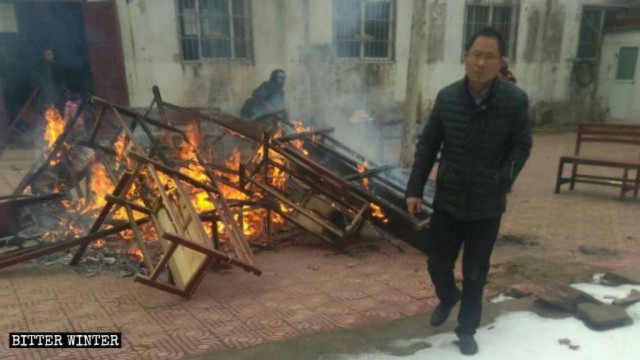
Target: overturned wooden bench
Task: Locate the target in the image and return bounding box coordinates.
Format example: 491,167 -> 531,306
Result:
555,122 -> 640,201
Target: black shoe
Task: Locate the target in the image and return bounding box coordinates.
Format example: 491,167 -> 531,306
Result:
458,335 -> 478,355
429,301 -> 458,327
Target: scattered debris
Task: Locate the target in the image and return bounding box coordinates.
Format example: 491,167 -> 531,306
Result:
602,270 -> 640,286
490,293 -> 515,303
535,283 -> 602,312
558,338 -> 580,350
592,273 -> 606,284
576,303 -> 632,330
612,289 -> 640,306
508,283 -> 546,298
381,340 -> 432,357
498,234 -> 540,247
578,245 -> 618,256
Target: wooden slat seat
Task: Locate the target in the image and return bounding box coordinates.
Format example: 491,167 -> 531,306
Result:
555,122 -> 640,201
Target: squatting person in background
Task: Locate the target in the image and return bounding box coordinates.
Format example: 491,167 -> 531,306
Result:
241,69 -> 288,127
405,27 -> 532,355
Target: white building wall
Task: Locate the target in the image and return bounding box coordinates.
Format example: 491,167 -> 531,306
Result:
115,0 -> 630,130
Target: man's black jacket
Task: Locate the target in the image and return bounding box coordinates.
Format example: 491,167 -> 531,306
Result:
405,77 -> 532,221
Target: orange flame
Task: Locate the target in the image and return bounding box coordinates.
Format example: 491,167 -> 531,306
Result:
370,203 -> 388,223
44,106 -> 65,165
291,121 -> 311,156
358,159 -> 370,188
113,133 -> 128,168
128,244 -> 144,262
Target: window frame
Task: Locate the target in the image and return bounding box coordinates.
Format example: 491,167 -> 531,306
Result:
615,46 -> 638,82
333,0 -> 396,62
176,0 -> 254,63
576,5 -> 628,61
462,1 -> 519,62
0,3 -> 19,34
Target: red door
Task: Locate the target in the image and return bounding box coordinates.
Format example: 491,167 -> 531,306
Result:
83,0 -> 129,106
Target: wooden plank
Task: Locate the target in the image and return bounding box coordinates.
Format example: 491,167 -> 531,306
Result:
536,283 -> 603,313
149,240 -> 178,281
0,219 -> 149,269
134,275 -> 187,298
559,156 -> 640,168
162,232 -> 261,275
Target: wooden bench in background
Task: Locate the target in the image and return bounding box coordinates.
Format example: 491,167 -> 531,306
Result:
555,122 -> 640,201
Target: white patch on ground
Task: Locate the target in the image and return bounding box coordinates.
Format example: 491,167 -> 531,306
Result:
489,293 -> 514,303
341,284 -> 640,360
570,283 -> 640,305
592,273 -> 606,284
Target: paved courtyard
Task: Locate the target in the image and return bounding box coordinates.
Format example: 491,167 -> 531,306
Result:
0,132 -> 638,359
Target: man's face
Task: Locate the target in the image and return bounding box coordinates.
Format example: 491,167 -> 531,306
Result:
44,50 -> 54,63
276,72 -> 286,86
464,36 -> 501,87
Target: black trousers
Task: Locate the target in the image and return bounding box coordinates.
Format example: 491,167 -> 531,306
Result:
427,210 -> 501,336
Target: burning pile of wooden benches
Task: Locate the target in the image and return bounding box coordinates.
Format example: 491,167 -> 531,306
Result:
0,86 -> 434,298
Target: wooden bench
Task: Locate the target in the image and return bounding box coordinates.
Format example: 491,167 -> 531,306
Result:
555,122 -> 640,201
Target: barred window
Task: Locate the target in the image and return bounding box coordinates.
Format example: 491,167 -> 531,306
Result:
0,3 -> 19,33
577,6 -> 627,60
335,0 -> 395,60
178,0 -> 252,61
616,47 -> 638,81
463,4 -> 517,59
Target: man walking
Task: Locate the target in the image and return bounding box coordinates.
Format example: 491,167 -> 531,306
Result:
405,28 -> 532,355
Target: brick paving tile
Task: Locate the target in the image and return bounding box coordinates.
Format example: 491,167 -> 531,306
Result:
202,319 -> 253,336
360,307 -> 406,323
286,313 -> 339,336
218,330 -> 268,350
187,304 -> 238,324
109,311 -> 162,335
23,309 -> 68,325
340,276 -> 376,288
69,314 -> 116,331
250,323 -> 301,342
84,334 -> 136,360
38,348 -> 93,360
339,297 -> 382,312
243,314 -> 289,330
323,285 -> 369,302
1,304 -> 21,318
0,285 -> 15,296
0,319 -> 29,334
0,349 -> 41,360
27,319 -> 75,333
258,296 -> 306,312
276,308 -> 317,323
324,312 -> 368,329
128,331 -> 184,360
60,300 -> 109,319
371,289 -> 417,304
99,298 -> 145,316
395,297 -> 439,316
89,351 -> 142,360
166,328 -> 226,356
281,283 -> 321,297
290,292 -> 334,308
148,306 -> 208,332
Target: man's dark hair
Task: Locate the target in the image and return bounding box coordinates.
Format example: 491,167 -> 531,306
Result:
466,27 -> 505,56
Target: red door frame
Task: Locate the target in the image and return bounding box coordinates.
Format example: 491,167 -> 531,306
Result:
83,0 -> 129,106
